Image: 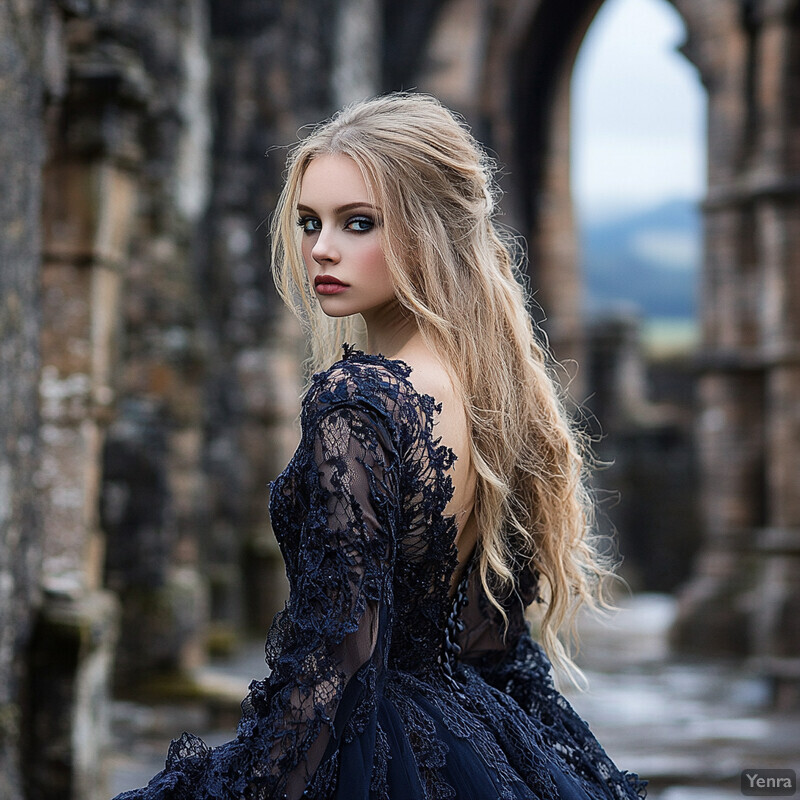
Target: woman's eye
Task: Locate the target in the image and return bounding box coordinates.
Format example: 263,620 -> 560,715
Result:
297,217 -> 321,233
346,216 -> 373,233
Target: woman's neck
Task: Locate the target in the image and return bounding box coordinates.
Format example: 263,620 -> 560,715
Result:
362,299 -> 422,359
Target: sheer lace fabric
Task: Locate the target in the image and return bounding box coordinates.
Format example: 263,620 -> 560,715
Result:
113,345 -> 646,800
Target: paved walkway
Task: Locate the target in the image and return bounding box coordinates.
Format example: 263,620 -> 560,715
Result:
107,593 -> 800,798
565,593 -> 799,798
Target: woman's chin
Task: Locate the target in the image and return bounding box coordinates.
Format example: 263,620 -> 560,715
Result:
316,301 -> 359,318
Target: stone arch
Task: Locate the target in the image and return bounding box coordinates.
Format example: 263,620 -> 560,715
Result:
487,0 -> 710,380
493,0 -> 604,384
416,0 -> 800,690
416,0 -> 702,379
481,0 -> 800,688
502,0 -> 706,595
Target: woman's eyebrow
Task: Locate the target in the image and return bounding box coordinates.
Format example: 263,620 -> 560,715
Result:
296,202 -> 379,214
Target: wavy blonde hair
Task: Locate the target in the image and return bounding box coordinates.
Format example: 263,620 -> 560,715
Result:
270,93 -> 614,682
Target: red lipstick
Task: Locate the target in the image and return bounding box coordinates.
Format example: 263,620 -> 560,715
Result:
314,275 -> 349,295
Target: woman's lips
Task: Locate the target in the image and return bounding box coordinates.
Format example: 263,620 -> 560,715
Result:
314,275 -> 349,295
316,283 -> 348,295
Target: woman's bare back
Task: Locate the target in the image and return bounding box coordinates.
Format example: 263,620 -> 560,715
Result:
390,344 -> 478,591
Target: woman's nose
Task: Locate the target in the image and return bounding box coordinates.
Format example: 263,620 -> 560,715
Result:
311,228 -> 339,264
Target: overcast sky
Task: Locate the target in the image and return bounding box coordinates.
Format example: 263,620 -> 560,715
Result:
571,0 -> 707,223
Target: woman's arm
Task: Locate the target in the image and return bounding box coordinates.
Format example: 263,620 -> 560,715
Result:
238,401 -> 397,798
113,400 -> 397,800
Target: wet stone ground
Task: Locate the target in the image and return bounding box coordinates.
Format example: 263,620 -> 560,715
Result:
106,593 -> 800,798
564,594 -> 799,798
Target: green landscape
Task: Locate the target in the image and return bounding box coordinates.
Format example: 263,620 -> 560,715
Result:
580,198 -> 701,355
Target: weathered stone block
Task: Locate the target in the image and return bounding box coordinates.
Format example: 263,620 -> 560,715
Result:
42,162 -> 137,266
37,418 -> 105,590
113,569 -> 209,684
24,589 -> 120,800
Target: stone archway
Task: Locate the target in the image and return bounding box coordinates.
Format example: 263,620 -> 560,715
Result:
473,0 -> 800,694
490,0 -> 604,392
413,0 -> 800,692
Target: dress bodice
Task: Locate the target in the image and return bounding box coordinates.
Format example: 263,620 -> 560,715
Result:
269,345 -> 463,675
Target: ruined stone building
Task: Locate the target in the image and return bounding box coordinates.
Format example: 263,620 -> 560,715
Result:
1,0 -> 799,797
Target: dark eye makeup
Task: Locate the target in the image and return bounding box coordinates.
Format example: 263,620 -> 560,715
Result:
346,215 -> 374,232
295,214 -> 376,234
297,216 -> 321,233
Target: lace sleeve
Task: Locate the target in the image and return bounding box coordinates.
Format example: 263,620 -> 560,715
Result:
112,399 -> 398,800
238,402 -> 397,798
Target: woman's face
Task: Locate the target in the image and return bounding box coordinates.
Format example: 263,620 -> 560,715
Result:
297,154 -> 396,320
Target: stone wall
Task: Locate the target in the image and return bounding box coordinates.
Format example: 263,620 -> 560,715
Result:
666,1 -> 800,696
90,0 -> 213,688
583,314 -> 701,593
199,0 -> 348,641
0,3 -> 46,796
15,1 -> 383,794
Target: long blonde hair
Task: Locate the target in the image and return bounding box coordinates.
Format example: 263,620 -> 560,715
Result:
270,92 -> 613,681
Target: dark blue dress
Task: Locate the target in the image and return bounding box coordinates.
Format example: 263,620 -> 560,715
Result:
113,345 -> 647,800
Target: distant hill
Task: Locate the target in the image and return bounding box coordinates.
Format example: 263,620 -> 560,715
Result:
579,199 -> 701,320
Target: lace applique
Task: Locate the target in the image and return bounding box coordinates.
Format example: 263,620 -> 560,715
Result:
385,680 -> 455,800
370,722 -> 391,800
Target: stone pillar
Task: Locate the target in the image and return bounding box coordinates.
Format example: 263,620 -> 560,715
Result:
749,11 -> 800,695
749,4 -> 800,702
28,5 -> 146,795
529,53 -> 586,394
584,313 -> 701,592
333,0 -> 381,106
414,0 -> 489,120
584,313 -> 649,435
101,0 -> 212,687
667,0 -> 756,655
671,1 -> 800,690
24,591 -> 119,800
0,1 -> 46,796
671,203 -> 766,654
39,155 -> 136,593
480,1 -> 604,400
203,0 -> 380,639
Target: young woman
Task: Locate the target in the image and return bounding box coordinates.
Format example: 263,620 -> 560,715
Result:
114,93 -> 646,800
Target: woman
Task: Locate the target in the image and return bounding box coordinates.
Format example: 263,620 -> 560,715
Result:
114,93 -> 646,800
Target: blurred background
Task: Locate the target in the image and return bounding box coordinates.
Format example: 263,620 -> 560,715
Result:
1,0 -> 799,798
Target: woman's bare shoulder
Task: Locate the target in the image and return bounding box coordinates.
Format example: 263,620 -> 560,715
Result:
390,345 -> 458,405
392,346 -> 469,454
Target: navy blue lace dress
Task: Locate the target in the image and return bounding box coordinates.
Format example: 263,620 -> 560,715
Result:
113,345 -> 647,800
